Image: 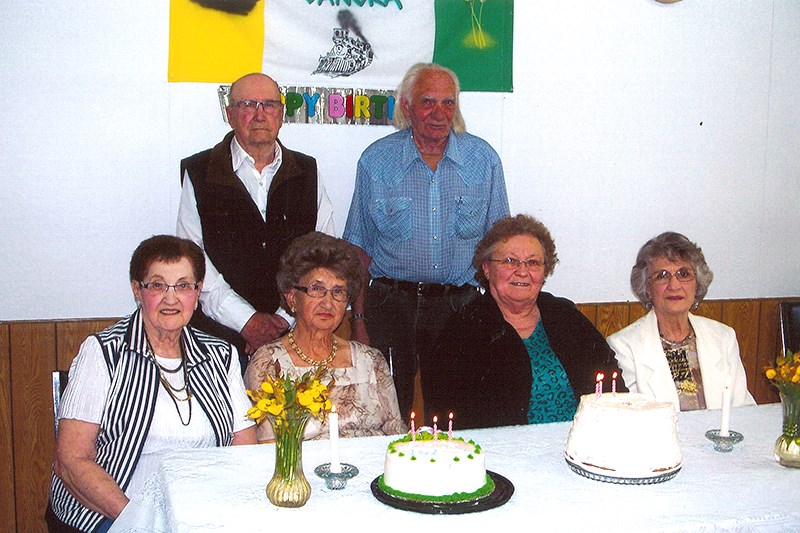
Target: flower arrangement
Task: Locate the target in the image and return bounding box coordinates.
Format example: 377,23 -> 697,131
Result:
245,361 -> 335,506
765,350 -> 800,394
765,350 -> 800,468
246,361 -> 334,427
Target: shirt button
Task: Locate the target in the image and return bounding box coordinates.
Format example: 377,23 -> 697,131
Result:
432,207 -> 437,212
433,236 -> 437,240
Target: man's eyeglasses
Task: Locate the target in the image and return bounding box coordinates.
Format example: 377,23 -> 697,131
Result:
487,257 -> 545,271
230,99 -> 283,116
139,281 -> 200,294
294,285 -> 349,303
649,268 -> 696,285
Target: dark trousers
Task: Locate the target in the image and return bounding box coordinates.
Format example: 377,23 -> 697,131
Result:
365,278 -> 479,419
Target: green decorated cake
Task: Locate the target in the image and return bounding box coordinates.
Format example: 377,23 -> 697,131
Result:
378,431 -> 494,502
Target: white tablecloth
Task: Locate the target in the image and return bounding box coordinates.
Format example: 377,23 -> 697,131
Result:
111,404 -> 799,532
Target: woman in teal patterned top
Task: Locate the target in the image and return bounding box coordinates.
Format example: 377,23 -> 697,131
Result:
424,215 -> 625,429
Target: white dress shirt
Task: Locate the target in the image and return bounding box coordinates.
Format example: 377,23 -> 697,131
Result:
177,136 -> 335,332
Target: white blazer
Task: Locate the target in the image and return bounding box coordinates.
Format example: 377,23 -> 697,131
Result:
607,310 -> 755,410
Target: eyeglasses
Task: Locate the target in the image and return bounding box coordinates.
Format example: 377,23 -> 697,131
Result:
294,285 -> 349,303
139,281 -> 199,294
487,257 -> 545,271
230,99 -> 283,116
649,268 -> 696,285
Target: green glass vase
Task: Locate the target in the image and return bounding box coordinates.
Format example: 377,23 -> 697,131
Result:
774,390 -> 800,468
266,413 -> 312,507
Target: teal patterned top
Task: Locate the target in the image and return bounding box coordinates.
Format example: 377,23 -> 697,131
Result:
524,321 -> 578,423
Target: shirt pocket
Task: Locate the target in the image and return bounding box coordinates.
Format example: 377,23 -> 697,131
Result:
452,195 -> 487,240
372,197 -> 413,243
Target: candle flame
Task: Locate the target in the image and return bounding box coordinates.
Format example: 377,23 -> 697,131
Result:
596,373 -> 605,382
433,415 -> 438,423
612,371 -> 618,379
331,404 -> 337,414
410,411 -> 415,419
449,412 -> 453,420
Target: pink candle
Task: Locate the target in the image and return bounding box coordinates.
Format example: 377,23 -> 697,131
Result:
448,412 -> 453,441
595,373 -> 604,398
433,415 -> 439,440
612,371 -> 618,395
410,411 -> 416,441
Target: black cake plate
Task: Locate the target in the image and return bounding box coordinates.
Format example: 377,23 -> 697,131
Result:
370,470 -> 514,514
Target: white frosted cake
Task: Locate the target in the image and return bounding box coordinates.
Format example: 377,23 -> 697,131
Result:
379,432 -> 493,502
565,393 -> 682,480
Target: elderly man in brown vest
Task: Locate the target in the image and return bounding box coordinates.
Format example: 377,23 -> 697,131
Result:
178,73 -> 334,367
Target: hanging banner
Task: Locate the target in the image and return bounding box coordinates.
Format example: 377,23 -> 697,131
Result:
217,84 -> 397,125
169,0 -> 513,92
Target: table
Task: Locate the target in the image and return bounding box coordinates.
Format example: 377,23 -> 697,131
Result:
111,404 -> 799,532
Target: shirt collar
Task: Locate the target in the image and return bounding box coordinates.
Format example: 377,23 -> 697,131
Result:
404,128 -> 462,161
123,309 -> 210,367
230,135 -> 282,174
399,129 -> 472,184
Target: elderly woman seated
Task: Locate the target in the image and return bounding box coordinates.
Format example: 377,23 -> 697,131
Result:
607,232 -> 755,410
424,215 -> 625,429
47,235 -> 256,533
245,232 -> 406,441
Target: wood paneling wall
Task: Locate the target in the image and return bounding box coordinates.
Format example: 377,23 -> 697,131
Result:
1,319 -> 116,533
0,299 -> 788,532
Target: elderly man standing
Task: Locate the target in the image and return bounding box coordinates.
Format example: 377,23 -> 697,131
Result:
178,73 -> 334,367
343,63 -> 510,416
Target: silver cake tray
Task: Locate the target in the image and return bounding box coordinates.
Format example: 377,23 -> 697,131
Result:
564,454 -> 681,485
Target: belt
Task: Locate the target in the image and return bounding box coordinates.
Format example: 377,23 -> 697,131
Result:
372,277 -> 477,298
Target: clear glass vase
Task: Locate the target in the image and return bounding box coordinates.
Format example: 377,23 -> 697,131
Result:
774,390 -> 800,468
266,413 -> 312,507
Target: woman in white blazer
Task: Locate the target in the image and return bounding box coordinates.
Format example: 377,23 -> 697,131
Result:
607,232 -> 755,410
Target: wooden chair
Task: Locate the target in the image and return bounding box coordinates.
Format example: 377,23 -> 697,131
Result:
51,370 -> 69,437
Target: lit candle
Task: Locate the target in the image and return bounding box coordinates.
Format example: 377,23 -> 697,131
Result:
720,374 -> 733,437
448,412 -> 453,441
595,373 -> 605,398
612,371 -> 618,396
329,405 -> 341,473
433,415 -> 438,440
410,411 -> 416,441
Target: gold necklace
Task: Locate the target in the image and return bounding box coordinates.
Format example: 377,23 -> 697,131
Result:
287,331 -> 338,367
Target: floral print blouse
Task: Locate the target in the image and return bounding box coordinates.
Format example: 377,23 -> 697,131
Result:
244,339 -> 407,442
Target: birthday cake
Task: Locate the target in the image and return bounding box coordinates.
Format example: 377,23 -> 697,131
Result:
564,393 -> 682,481
378,431 -> 494,502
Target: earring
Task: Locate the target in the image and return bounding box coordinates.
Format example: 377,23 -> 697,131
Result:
692,300 -> 700,310
645,301 -> 653,310
194,300 -> 199,310
136,300 -> 142,309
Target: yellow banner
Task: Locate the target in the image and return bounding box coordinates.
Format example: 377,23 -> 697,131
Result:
168,0 -> 264,83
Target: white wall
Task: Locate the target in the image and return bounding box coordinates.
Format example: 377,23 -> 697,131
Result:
1,0 -> 798,321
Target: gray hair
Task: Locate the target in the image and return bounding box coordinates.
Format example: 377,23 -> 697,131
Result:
630,232 -> 714,307
472,214 -> 559,290
275,232 -> 362,315
392,63 -> 466,134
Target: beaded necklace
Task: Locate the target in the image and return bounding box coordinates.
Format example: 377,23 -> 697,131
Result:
147,339 -> 193,426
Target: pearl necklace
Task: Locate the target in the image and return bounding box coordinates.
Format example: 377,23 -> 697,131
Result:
287,331 -> 338,367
